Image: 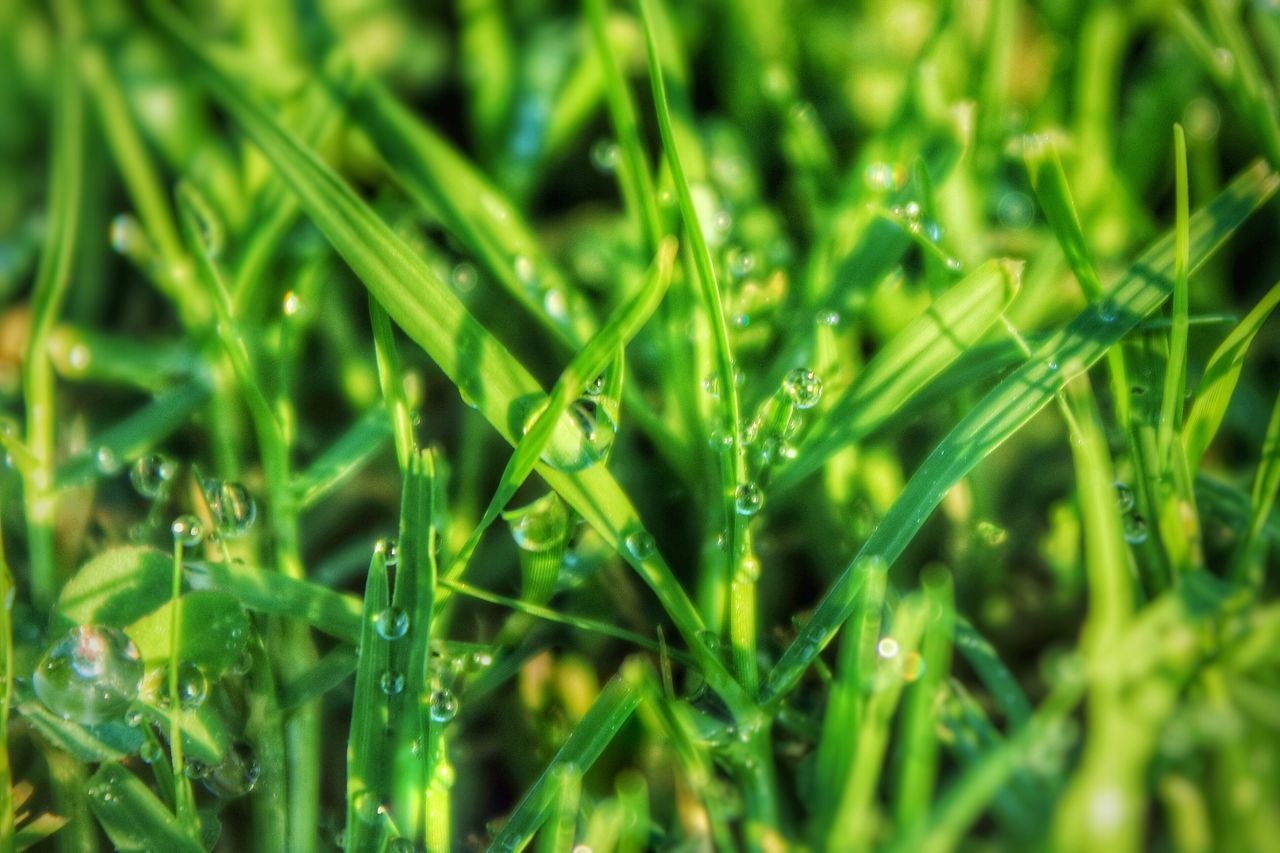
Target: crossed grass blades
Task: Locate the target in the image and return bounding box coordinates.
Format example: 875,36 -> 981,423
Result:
2,0 -> 1280,851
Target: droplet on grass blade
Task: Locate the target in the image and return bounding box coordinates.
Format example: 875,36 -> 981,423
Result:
429,687 -> 458,722
374,607 -> 409,641
33,625 -> 143,725
204,479 -> 256,538
734,482 -> 764,516
781,368 -> 823,409
172,514 -> 204,548
130,454 -> 175,500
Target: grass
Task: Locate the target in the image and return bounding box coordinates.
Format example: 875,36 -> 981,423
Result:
2,0 -> 1280,851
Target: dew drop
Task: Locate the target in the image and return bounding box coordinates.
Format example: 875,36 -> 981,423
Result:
143,660 -> 209,710
522,397 -> 617,472
726,246 -> 756,278
697,629 -> 722,652
380,671 -> 405,695
429,687 -> 459,722
140,740 -> 163,764
282,290 -> 301,317
1114,481 -> 1135,512
877,637 -> 900,659
130,454 -> 175,500
1123,514 -> 1148,544
585,374 -> 606,396
703,373 -> 721,399
734,482 -> 764,516
451,263 -> 478,293
506,492 -> 569,553
33,626 -> 143,725
354,791 -> 382,823
513,254 -> 537,289
782,367 -> 823,409
590,139 -> 620,172
945,257 -> 963,272
171,514 -> 204,548
203,479 -> 256,538
997,192 -> 1034,230
817,309 -> 841,327
624,531 -> 655,561
374,607 -> 409,641
95,446 -> 121,475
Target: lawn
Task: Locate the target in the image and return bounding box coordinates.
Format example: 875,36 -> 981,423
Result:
1,0 -> 1279,850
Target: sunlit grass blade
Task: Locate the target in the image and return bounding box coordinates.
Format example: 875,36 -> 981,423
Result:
764,159 -> 1279,704
487,665 -> 641,853
1183,279 -> 1280,472
894,567 -> 955,832
442,238 -> 676,586
152,5 -> 753,723
185,560 -> 362,644
370,297 -> 417,471
639,0 -> 754,695
829,595 -> 927,848
812,556 -> 886,838
1158,124 -> 1191,466
86,762 -> 203,853
346,548 -> 392,852
1230,389 -> 1280,587
777,259 -> 1023,491
47,326 -> 198,390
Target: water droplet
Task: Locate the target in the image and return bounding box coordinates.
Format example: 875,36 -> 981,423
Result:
202,744 -> 260,798
585,374 -> 606,396
387,839 -> 415,853
697,629 -> 722,653
945,257 -> 963,272
877,637 -> 900,659
129,454 -> 175,500
736,553 -> 761,583
703,373 -> 721,399
997,192 -> 1035,230
95,446 -> 121,475
734,482 -> 764,516
1098,300 -> 1118,322
66,343 -> 90,373
1213,47 -> 1236,76
625,531 -> 655,561
708,429 -> 733,451
374,607 -> 409,641
354,791 -> 382,823
282,290 -> 301,317
726,247 -> 755,278
140,740 -> 163,764
923,219 -> 943,242
124,708 -> 144,727
781,367 -> 823,409
171,514 -> 204,548
370,538 -> 397,568
109,214 -> 148,258
380,671 -> 405,695
451,263 -> 477,293
976,520 -> 1008,546
732,312 -> 750,330
590,139 -> 620,172
143,660 -> 209,710
429,688 -> 459,722
513,254 -> 537,289
817,309 -> 841,327
522,397 -> 617,472
203,479 -> 256,538
1114,481 -> 1135,512
507,493 -> 569,553
434,761 -> 457,788
33,626 -> 143,724
471,651 -> 494,669
864,162 -> 905,192
1123,514 -> 1148,544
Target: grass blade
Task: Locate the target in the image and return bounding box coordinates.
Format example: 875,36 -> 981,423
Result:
185,560 -> 362,644
151,4 -> 754,723
346,548 -> 392,852
487,665 -> 642,853
777,259 -> 1023,490
86,762 -> 203,853
764,159 -> 1279,704
1183,279 -> 1280,471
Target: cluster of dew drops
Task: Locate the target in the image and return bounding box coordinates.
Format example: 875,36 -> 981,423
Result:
29,451 -> 263,798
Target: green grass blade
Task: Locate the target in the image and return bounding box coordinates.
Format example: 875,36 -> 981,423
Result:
1024,138 -> 1103,300
185,560 -> 362,644
86,762 -> 203,853
346,548 -> 392,852
291,408 -> 394,509
763,160 -> 1279,705
370,297 -> 417,472
486,666 -> 641,853
1158,124 -> 1192,464
1183,279 -> 1280,472
1230,389 -> 1280,586
777,259 -> 1023,491
812,556 -> 887,837
443,238 -> 676,586
55,383 -> 211,488
639,0 -> 755,694
152,6 -> 753,723
894,567 -> 956,832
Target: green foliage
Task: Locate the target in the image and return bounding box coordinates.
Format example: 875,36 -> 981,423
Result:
2,0 -> 1279,850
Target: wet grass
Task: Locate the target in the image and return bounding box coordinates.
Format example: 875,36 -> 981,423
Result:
2,0 -> 1280,851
